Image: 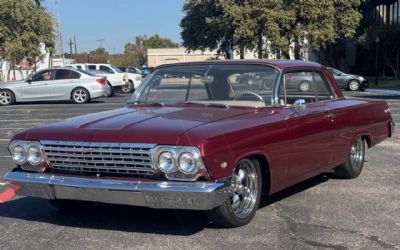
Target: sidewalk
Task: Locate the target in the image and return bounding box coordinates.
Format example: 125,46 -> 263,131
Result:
366,88 -> 400,95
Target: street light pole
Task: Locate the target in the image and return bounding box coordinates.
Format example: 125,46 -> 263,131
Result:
375,37 -> 380,86
87,52 -> 90,63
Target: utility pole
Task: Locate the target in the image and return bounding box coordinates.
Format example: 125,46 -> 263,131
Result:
74,36 -> 77,54
67,38 -> 73,57
96,38 -> 105,48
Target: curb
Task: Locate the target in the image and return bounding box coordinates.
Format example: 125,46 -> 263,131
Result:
366,89 -> 400,95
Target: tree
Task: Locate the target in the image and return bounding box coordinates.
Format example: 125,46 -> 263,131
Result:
91,47 -> 108,55
0,0 -> 54,78
180,0 -> 363,59
124,34 -> 179,67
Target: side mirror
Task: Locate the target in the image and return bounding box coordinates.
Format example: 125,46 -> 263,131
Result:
293,99 -> 306,113
26,77 -> 32,83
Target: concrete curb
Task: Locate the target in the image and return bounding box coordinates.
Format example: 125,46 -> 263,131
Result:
366,88 -> 400,95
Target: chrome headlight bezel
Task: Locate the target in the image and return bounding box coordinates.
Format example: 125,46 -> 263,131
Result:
8,140 -> 47,171
151,145 -> 206,181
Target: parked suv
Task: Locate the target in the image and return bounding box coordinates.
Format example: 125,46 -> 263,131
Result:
65,64 -> 142,96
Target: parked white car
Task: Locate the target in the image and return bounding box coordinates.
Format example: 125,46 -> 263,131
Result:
0,68 -> 107,105
65,63 -> 142,96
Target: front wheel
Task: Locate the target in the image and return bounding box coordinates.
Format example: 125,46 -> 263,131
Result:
348,80 -> 360,91
0,89 -> 15,105
333,137 -> 365,179
71,88 -> 90,104
207,158 -> 262,227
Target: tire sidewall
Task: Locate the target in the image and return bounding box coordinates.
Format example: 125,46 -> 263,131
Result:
106,82 -> 114,97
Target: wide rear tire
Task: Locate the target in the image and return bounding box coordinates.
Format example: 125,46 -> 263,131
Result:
334,137 -> 365,179
207,158 -> 262,227
106,82 -> 115,97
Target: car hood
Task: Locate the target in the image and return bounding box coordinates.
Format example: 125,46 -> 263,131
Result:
13,105 -> 254,145
0,80 -> 26,88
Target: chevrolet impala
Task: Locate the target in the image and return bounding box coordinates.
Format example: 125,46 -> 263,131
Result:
4,60 -> 395,227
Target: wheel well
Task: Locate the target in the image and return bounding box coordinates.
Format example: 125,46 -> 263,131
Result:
361,135 -> 372,148
0,88 -> 16,99
249,154 -> 271,196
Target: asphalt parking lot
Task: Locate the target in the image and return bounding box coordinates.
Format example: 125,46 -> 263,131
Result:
0,91 -> 399,249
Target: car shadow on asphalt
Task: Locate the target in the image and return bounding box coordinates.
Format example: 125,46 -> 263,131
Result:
0,174 -> 330,235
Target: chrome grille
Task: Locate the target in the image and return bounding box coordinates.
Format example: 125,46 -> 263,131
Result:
41,140 -> 156,176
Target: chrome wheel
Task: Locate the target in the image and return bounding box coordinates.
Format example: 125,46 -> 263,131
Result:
299,81 -> 311,92
350,137 -> 364,170
348,80 -> 360,91
230,159 -> 259,219
0,90 -> 13,105
72,89 -> 88,103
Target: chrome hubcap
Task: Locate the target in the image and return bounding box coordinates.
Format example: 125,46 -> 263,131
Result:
349,81 -> 359,91
73,89 -> 87,103
0,91 -> 11,104
230,159 -> 258,218
350,137 -> 364,170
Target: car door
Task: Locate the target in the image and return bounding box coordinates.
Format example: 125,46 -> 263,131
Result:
22,70 -> 55,101
279,70 -> 336,180
49,69 -> 82,100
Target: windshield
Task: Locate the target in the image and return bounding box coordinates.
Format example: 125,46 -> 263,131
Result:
328,67 -> 342,75
130,64 -> 279,107
111,65 -> 123,73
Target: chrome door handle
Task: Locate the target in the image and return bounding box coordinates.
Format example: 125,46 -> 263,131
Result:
325,113 -> 336,121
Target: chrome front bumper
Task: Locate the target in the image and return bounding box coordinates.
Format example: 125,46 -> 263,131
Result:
4,171 -> 230,210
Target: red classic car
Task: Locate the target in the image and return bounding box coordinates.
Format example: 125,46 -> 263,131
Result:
4,60 -> 395,227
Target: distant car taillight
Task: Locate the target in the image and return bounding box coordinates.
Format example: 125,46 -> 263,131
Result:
96,78 -> 105,84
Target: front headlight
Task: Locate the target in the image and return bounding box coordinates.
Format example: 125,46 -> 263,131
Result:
151,146 -> 206,181
27,146 -> 42,165
178,151 -> 198,174
158,151 -> 177,173
9,141 -> 46,171
12,145 -> 26,164
358,76 -> 365,81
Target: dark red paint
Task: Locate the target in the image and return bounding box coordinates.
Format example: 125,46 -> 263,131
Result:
11,60 -> 393,195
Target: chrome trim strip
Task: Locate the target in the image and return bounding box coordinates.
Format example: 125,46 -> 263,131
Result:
4,171 -> 230,210
40,140 -> 156,149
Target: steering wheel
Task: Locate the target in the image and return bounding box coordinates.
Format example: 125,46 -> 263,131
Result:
234,91 -> 265,103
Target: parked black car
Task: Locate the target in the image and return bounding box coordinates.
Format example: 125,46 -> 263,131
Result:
327,67 -> 368,91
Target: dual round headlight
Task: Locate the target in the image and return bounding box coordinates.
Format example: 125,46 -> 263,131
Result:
10,142 -> 43,166
155,147 -> 202,175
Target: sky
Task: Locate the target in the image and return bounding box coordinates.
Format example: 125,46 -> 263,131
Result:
44,0 -> 185,54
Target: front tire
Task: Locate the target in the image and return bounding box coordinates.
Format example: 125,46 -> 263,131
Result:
334,137 -> 365,179
71,88 -> 90,104
207,158 -> 262,227
0,89 -> 15,105
348,80 -> 360,91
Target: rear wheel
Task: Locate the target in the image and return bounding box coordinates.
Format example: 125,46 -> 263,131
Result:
121,80 -> 134,93
0,89 -> 15,106
106,82 -> 114,97
71,88 -> 90,104
334,137 -> 365,179
207,158 -> 262,227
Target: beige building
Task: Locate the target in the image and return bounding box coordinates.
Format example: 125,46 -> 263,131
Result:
147,48 -> 223,67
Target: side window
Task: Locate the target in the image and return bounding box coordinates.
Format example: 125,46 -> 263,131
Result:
87,65 -> 96,70
99,65 -> 114,73
55,69 -> 80,80
32,70 -> 53,81
279,71 -> 333,106
76,66 -> 82,69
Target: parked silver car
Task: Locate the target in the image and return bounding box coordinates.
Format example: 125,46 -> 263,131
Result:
0,68 -> 107,105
